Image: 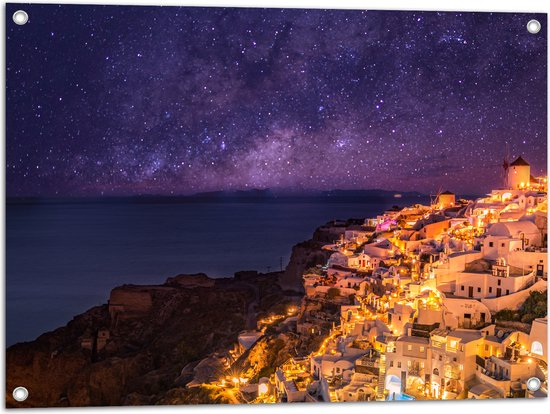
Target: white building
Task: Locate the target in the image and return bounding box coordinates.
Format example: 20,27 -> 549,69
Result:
385,335 -> 430,398
481,221 -> 542,260
528,317 -> 547,363
454,259 -> 536,299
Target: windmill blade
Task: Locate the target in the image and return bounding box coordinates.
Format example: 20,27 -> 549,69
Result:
503,143 -> 511,188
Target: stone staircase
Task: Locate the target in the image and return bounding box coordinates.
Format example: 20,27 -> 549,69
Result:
376,352 -> 386,400
535,358 -> 548,382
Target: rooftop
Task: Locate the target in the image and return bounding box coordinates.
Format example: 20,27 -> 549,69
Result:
448,329 -> 483,344
510,156 -> 530,166
397,336 -> 429,344
469,383 -> 502,398
448,250 -> 480,259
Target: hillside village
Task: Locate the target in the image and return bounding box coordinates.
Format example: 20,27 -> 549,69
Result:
6,157 -> 547,407
205,156 -> 548,403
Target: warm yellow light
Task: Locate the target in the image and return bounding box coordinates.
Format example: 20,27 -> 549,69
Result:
232,377 -> 239,384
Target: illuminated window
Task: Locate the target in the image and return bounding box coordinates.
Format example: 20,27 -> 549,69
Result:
532,341 -> 544,356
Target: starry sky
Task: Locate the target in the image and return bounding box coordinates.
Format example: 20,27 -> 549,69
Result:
6,5 -> 547,196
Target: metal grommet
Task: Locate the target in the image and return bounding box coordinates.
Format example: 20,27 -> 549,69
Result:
526,377 -> 541,392
13,386 -> 29,402
527,19 -> 541,34
12,10 -> 29,25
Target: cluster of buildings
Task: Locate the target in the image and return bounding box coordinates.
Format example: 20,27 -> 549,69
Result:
274,156 -> 548,402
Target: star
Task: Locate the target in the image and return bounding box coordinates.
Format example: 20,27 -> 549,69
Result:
5,5 -> 547,196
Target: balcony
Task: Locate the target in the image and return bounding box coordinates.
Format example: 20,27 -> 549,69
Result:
408,365 -> 424,377
356,358 -> 379,369
444,373 -> 460,381
431,340 -> 445,349
476,355 -> 486,368
475,362 -> 510,382
443,365 -> 461,381
475,365 -> 510,395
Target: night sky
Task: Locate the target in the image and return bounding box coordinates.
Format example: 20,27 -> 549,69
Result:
6,5 -> 547,196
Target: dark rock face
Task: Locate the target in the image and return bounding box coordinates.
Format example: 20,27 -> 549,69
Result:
277,221 -> 350,292
6,225 -> 332,407
6,277 -> 267,407
278,240 -> 332,292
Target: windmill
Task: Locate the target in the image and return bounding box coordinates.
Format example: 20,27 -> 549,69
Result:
430,186 -> 444,208
502,143 -> 510,189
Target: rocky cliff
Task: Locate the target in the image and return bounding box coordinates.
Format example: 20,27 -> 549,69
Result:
6,273 -> 286,407
278,223 -> 337,292
278,241 -> 332,292
6,223 -> 333,407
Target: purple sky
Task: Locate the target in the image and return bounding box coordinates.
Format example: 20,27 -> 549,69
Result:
6,5 -> 547,196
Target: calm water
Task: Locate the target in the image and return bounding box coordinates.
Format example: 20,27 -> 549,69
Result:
6,197 -> 422,345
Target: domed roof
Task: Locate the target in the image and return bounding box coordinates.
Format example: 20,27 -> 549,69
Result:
487,220 -> 539,237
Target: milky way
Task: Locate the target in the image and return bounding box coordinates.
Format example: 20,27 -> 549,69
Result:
6,5 -> 547,196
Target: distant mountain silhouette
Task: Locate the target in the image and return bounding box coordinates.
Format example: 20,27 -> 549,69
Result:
6,188 -> 430,205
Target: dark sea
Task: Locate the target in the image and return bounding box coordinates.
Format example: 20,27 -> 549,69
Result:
6,194 -> 426,346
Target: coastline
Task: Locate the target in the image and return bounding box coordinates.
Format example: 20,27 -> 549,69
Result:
7,195 -> 425,346
5,218 -> 335,407
7,185 -> 547,406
